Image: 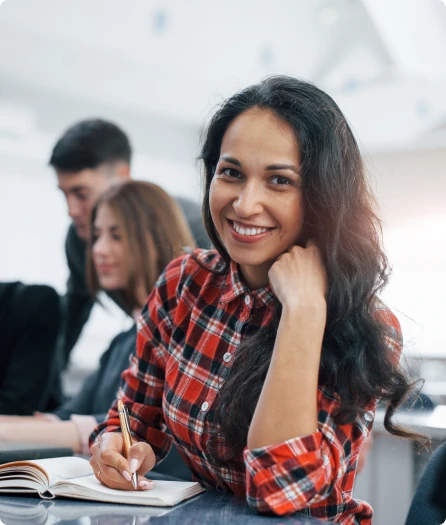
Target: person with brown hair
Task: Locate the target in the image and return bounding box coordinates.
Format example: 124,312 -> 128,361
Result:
0,180 -> 194,465
50,119 -> 209,371
89,77 -> 427,522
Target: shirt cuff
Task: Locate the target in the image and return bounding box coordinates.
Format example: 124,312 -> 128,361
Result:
70,415 -> 99,456
244,431 -> 323,476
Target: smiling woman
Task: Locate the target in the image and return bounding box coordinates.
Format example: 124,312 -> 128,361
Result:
90,76 -> 427,523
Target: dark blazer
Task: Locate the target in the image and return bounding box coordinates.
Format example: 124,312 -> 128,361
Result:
0,282 -> 60,415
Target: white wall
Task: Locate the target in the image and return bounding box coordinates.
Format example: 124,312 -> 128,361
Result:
367,148 -> 446,357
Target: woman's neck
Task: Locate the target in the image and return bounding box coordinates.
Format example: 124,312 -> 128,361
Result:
239,261 -> 273,290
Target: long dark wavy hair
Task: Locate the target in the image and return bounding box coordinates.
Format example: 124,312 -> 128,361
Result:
198,76 -> 427,466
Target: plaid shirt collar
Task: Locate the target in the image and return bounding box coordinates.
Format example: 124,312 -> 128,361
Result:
220,259 -> 277,310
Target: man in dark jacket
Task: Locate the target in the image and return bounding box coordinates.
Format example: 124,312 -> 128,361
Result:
49,119 -> 209,366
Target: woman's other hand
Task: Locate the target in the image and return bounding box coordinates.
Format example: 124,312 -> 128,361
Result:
268,240 -> 328,314
90,432 -> 156,491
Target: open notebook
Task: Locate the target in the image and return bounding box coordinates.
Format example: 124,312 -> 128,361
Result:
0,456 -> 204,506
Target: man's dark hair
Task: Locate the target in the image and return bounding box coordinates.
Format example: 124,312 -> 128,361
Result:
49,119 -> 132,172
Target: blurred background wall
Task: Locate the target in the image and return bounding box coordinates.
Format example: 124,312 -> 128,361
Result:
0,0 -> 445,374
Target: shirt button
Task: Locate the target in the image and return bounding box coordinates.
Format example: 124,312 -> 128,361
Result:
201,402 -> 209,412
364,411 -> 373,422
223,352 -> 232,363
245,295 -> 251,305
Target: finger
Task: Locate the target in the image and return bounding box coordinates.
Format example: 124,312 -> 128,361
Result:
89,456 -> 99,476
137,474 -> 155,491
100,446 -> 132,480
127,442 -> 156,477
305,238 -> 318,249
91,454 -> 136,489
98,460 -> 136,488
96,432 -> 134,485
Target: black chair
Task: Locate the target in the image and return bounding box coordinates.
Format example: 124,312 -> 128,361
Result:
405,440 -> 446,525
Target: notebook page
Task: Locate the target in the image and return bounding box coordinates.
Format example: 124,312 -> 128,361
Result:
29,457 -> 93,486
53,475 -> 204,506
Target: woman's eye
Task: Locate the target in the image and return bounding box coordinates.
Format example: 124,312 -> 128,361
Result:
221,168 -> 241,179
270,176 -> 292,186
112,234 -> 121,241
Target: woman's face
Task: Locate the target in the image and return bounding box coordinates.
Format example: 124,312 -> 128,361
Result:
92,203 -> 129,291
209,107 -> 304,288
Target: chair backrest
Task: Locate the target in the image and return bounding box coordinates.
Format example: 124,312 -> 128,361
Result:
405,440 -> 446,525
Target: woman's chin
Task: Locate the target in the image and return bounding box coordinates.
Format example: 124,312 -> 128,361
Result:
98,279 -> 122,291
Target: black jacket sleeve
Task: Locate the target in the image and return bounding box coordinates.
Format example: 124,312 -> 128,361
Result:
61,225 -> 94,364
52,365 -> 104,422
0,284 -> 61,415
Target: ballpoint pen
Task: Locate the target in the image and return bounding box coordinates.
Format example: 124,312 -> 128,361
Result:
117,399 -> 138,489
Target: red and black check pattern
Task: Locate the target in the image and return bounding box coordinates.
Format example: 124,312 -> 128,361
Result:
91,249 -> 402,523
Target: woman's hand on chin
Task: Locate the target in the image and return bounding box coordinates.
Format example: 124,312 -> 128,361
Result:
268,240 -> 328,315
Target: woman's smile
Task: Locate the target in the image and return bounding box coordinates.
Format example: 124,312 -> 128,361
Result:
227,219 -> 276,244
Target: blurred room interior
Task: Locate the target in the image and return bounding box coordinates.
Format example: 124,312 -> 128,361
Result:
1,1 -> 446,523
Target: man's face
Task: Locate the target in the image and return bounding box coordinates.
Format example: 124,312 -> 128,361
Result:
57,169 -> 112,240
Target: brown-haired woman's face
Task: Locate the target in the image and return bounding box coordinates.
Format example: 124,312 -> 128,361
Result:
92,203 -> 129,291
209,107 -> 304,287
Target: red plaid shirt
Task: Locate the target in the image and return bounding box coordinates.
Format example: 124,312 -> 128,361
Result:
91,250 -> 402,523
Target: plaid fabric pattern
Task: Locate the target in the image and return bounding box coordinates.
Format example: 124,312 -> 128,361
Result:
91,249 -> 402,523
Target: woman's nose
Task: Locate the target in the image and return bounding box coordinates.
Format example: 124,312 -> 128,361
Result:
232,183 -> 263,218
93,236 -> 109,258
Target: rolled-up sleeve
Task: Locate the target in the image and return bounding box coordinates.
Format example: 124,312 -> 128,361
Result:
89,269 -> 177,463
244,388 -> 375,517
243,307 -> 402,520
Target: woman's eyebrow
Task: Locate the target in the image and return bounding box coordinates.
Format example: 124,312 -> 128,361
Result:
266,164 -> 300,175
219,156 -> 299,175
219,155 -> 241,166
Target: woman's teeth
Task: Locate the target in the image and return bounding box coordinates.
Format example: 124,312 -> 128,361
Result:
232,221 -> 271,236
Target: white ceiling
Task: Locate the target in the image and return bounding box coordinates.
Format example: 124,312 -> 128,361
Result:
1,0 -> 446,152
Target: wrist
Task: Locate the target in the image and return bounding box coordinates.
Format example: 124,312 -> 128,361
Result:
281,297 -> 327,319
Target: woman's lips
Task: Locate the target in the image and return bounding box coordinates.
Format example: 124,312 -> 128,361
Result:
96,264 -> 117,273
227,219 -> 275,244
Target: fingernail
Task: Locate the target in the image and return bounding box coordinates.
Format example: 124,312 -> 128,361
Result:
122,470 -> 132,482
139,480 -> 154,490
130,459 -> 139,473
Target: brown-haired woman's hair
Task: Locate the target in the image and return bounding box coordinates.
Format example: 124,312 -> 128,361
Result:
87,180 -> 195,311
199,75 -> 428,466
